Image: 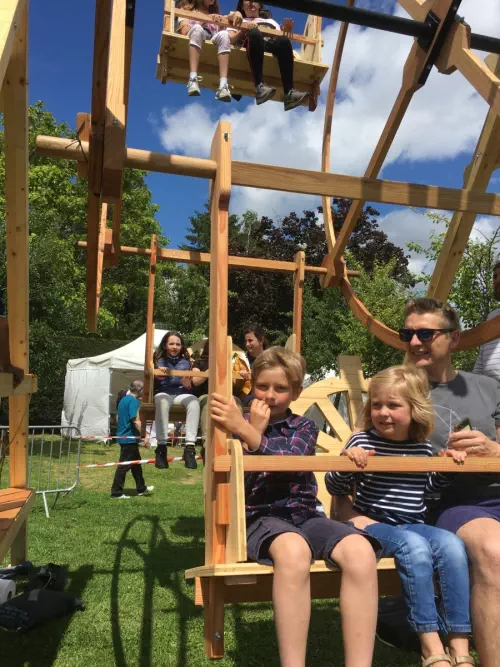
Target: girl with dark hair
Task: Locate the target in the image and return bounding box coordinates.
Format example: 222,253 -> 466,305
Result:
176,0 -> 233,101
228,1 -> 308,111
153,331 -> 200,470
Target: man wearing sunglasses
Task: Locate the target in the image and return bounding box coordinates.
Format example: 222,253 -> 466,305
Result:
473,260 -> 500,381
403,297 -> 500,667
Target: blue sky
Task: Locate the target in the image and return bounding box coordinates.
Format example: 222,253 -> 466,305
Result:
30,1 -> 499,266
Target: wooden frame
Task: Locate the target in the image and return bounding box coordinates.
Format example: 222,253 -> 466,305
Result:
1,0 -> 36,566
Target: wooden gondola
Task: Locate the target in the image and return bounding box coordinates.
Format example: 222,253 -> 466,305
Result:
156,0 -> 329,111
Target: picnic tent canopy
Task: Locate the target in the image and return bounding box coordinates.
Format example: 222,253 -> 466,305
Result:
61,329 -> 170,437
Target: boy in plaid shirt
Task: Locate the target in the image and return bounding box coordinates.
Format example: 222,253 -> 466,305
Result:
211,346 -> 380,667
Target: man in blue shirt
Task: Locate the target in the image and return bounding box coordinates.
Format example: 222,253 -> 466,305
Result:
111,380 -> 153,499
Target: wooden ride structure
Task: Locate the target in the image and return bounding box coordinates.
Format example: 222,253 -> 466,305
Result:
0,0 -> 37,567
3,0 -> 500,658
156,0 -> 328,111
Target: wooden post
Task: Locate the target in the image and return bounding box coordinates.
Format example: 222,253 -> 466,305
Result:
204,121 -> 231,659
4,2 -> 29,564
293,250 -> 305,354
143,234 -> 158,420
76,112 -> 91,179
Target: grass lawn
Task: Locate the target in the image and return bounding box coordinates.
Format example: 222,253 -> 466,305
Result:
0,442 -> 421,666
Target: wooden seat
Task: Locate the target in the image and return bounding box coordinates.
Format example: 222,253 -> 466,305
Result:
0,488 -> 35,562
157,2 -> 329,111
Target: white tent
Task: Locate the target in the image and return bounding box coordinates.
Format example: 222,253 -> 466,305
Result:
61,329 -> 170,437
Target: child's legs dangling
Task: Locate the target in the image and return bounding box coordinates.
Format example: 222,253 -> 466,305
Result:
267,532 -> 312,667
187,23 -> 205,73
330,534 -> 378,667
404,524 -> 471,660
245,28 -> 265,87
154,393 -> 174,445
365,523 -> 450,666
174,394 -> 200,444
211,30 -> 230,80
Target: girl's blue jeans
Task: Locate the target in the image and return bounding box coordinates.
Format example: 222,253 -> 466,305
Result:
365,521 -> 471,634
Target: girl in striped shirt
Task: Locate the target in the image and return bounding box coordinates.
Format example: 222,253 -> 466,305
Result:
326,365 -> 474,667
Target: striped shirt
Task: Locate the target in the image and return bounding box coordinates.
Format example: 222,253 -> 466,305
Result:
473,308 -> 500,381
325,430 -> 451,525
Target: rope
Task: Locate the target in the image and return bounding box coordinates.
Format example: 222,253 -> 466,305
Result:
79,456 -> 202,469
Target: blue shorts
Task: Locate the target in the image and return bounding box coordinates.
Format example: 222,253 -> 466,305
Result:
246,515 -> 380,566
436,499 -> 500,534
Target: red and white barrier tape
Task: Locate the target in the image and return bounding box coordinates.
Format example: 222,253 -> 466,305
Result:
79,456 -> 202,469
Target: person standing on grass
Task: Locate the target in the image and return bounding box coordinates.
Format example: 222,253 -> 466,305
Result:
111,380 -> 154,499
211,347 -> 380,667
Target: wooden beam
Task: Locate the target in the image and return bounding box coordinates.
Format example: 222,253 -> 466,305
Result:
76,112 -> 91,179
4,3 -> 29,564
143,235 -> 157,416
77,239 -> 360,276
85,194 -> 103,332
0,488 -> 34,563
0,0 -> 25,92
88,0 -> 112,198
37,135 -> 500,214
0,373 -> 37,398
293,250 -> 305,353
214,455 -> 500,474
427,54 -> 500,300
321,0 -> 354,252
204,121 -> 231,659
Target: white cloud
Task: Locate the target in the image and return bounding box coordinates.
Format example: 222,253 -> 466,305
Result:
157,0 -> 500,237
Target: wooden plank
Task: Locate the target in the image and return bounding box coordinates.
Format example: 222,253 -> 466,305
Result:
88,0 -> 112,197
396,0 -> 432,22
157,32 -> 327,101
205,122 -> 232,579
4,4 -> 29,534
85,195 -> 104,332
0,488 -> 34,563
0,0 -> 25,93
216,483 -> 230,526
321,1 -> 353,253
293,251 -> 305,353
76,112 -> 91,179
0,487 -> 32,511
428,54 -> 500,300
214,455 -> 500,474
338,355 -> 366,426
315,399 -> 353,444
186,557 -> 397,579
285,334 -> 296,352
143,235 -> 157,415
204,578 -> 225,658
0,372 -> 37,398
226,439 -> 246,563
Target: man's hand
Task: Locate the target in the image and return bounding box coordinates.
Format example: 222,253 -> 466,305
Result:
343,446 -> 375,469
249,399 -> 270,435
229,10 -> 243,27
181,376 -> 192,390
446,429 -> 500,457
280,17 -> 294,38
211,393 -> 246,433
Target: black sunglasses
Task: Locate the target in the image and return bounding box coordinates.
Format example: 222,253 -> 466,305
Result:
398,328 -> 455,343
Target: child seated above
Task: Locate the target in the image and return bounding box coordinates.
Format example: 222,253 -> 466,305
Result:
211,346 -> 380,667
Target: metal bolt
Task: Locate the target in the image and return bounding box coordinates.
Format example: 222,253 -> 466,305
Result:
215,632 -> 222,640
223,132 -> 229,141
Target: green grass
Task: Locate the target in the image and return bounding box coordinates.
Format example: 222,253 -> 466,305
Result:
1,443 -> 420,666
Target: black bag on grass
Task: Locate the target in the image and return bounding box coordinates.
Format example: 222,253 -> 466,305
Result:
0,589 -> 84,633
376,596 -> 420,654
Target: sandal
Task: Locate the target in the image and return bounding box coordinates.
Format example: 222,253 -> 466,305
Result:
422,656 -> 452,667
449,657 -> 475,666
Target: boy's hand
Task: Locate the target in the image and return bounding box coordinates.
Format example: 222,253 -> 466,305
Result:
211,393 -> 246,433
438,447 -> 467,464
280,17 -> 294,38
230,10 -> 243,27
181,376 -> 192,390
343,446 -> 374,469
249,399 -> 270,435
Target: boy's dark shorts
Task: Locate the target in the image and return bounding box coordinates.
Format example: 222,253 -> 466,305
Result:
247,515 -> 381,566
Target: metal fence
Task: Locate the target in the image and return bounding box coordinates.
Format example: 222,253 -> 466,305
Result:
0,425 -> 82,518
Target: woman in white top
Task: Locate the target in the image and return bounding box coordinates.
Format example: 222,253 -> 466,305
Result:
229,1 -> 308,111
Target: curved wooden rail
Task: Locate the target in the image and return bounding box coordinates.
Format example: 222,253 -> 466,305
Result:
321,0 -> 354,253
341,277 -> 500,352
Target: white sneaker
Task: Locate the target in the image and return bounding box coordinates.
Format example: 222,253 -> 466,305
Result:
138,486 -> 155,496
215,83 -> 231,102
111,494 -> 130,499
187,77 -> 200,96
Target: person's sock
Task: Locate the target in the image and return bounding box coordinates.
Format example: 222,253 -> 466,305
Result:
219,77 -> 228,87
189,71 -> 197,81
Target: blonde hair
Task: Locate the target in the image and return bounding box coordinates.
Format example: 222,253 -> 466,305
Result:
251,346 -> 305,390
404,297 -> 460,331
360,365 -> 434,442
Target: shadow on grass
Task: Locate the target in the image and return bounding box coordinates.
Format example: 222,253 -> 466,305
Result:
0,564 -> 94,667
110,514 -> 204,667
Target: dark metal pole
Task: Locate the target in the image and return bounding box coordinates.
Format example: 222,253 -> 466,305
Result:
265,0 -> 500,55
265,0 -> 433,39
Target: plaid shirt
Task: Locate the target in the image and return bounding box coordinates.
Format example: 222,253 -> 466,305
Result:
243,411 -> 321,525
